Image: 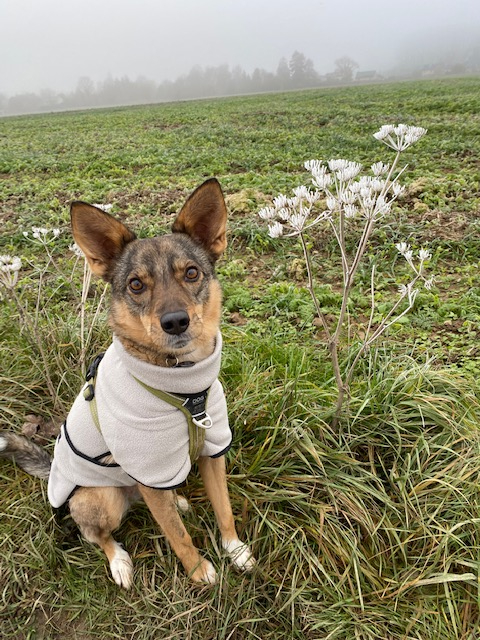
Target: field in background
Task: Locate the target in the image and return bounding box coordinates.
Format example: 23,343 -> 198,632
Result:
1,78 -> 480,639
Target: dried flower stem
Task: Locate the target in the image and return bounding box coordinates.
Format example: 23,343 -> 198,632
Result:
7,285 -> 65,415
258,124 -> 431,424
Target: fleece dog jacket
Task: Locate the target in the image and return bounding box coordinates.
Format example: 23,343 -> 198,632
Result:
48,333 -> 231,508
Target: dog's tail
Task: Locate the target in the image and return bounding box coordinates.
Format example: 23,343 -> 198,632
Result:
0,432 -> 51,479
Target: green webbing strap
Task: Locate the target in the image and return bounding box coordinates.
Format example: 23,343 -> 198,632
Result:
133,378 -> 207,463
83,381 -> 101,433
83,353 -> 104,435
83,371 -> 208,463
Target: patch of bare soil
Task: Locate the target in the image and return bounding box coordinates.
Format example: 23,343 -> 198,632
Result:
107,187 -> 186,222
404,208 -> 474,242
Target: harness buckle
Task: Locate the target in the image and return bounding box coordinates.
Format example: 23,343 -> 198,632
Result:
83,383 -> 95,402
86,353 -> 105,382
192,413 -> 213,429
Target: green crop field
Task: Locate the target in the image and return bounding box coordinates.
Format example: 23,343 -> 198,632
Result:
1,77 -> 480,639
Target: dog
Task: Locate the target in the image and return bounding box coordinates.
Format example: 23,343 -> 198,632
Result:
0,178 -> 254,589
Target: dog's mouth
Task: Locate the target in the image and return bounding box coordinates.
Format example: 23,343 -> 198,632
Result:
166,335 -> 192,350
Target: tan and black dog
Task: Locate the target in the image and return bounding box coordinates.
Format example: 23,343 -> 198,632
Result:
0,179 -> 254,588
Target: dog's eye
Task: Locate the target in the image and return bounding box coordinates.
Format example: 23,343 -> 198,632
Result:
185,267 -> 200,282
129,278 -> 145,294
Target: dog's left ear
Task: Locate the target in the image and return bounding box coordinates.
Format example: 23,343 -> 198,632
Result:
172,178 -> 227,261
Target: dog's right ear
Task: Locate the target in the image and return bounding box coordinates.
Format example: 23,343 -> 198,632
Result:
70,202 -> 136,281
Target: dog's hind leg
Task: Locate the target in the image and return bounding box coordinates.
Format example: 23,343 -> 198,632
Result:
197,456 -> 255,571
69,486 -> 134,589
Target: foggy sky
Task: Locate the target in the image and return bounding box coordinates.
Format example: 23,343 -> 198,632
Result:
1,0 -> 479,96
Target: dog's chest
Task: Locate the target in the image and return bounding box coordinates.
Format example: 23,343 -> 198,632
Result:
48,333 -> 232,506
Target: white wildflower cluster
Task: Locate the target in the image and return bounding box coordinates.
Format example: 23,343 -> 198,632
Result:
373,124 -> 427,151
93,203 -> 113,213
69,242 -> 85,258
306,157 -> 408,222
258,185 -> 327,237
396,242 -> 435,301
23,226 -> 61,246
0,254 -> 22,290
255,124 -> 433,417
258,123 -> 426,240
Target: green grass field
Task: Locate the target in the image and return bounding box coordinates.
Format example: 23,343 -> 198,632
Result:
1,77 -> 480,639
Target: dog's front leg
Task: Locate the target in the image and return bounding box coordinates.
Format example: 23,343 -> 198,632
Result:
197,456 -> 255,571
137,485 -> 217,583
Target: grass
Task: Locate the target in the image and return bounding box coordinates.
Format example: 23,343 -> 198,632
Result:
1,77 -> 480,638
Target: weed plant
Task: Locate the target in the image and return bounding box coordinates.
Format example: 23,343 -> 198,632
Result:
1,78 -> 480,638
258,123 -> 435,421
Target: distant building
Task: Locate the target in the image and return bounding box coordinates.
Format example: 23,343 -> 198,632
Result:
355,70 -> 382,82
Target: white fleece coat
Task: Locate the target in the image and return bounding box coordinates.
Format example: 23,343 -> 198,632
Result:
47,333 -> 231,508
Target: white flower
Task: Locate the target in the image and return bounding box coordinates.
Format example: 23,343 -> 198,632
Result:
312,171 -> 332,190
273,194 -> 288,209
374,124 -> 427,151
344,204 -> 357,219
405,131 -> 422,146
392,183 -> 405,197
328,159 -> 350,172
424,276 -> 435,290
419,248 -> 431,261
373,125 -> 395,141
277,207 -> 291,222
371,162 -> 390,176
258,206 -> 276,220
339,190 -> 356,205
326,196 -> 338,211
287,196 -> 299,208
363,202 -> 376,219
336,161 -> 362,182
24,226 -> 61,245
348,181 -> 362,195
396,242 -> 410,255
0,255 -> 21,272
305,189 -> 321,205
404,250 -> 414,266
371,178 -> 385,192
304,159 -> 323,173
374,196 -> 392,217
398,284 -> 408,296
32,227 -> 49,240
268,221 -> 284,238
293,185 -> 310,200
93,203 -> 113,213
289,213 -> 307,232
70,242 -> 85,258
0,255 -> 22,289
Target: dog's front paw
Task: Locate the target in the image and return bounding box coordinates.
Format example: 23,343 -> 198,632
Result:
190,558 -> 217,584
223,538 -> 255,572
110,543 -> 134,589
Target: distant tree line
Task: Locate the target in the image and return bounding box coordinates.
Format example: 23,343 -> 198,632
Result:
0,52 -> 363,115
2,45 -> 478,116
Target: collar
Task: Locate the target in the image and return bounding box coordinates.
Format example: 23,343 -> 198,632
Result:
165,355 -> 196,368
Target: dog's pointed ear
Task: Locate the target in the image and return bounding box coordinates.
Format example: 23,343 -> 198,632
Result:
172,178 -> 227,261
70,202 -> 136,280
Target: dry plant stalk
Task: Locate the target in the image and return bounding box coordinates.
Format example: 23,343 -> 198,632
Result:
258,124 -> 433,423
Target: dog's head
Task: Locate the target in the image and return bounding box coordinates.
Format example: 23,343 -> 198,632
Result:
71,179 -> 227,365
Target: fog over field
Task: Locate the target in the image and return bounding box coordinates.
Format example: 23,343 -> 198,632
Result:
0,0 -> 479,110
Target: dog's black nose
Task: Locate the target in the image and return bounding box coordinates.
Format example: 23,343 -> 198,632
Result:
160,310 -> 190,335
